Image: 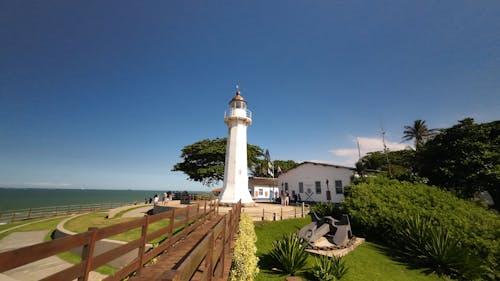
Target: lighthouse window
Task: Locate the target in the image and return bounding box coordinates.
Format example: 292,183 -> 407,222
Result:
235,101 -> 242,108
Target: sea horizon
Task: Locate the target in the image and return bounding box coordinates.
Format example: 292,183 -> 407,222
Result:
0,187 -> 211,212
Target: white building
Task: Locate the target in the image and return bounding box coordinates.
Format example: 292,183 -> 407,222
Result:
248,177 -> 279,202
277,161 -> 355,204
219,89 -> 255,205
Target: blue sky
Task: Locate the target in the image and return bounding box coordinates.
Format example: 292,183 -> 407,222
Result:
1,1 -> 499,191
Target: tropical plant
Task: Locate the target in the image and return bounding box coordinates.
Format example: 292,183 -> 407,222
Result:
402,119 -> 437,149
312,254 -> 348,281
268,233 -> 308,276
229,212 -> 259,281
393,214 -> 483,279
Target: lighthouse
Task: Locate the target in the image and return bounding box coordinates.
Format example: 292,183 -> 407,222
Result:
219,88 -> 255,205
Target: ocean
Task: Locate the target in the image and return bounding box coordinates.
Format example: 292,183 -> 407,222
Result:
0,188 -> 203,212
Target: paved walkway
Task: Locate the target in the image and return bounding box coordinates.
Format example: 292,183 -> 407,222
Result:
0,230 -> 106,281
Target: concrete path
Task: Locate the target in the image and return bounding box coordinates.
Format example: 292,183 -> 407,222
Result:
0,230 -> 106,281
121,206 -> 152,218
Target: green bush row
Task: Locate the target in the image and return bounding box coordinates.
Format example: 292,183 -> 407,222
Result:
229,212 -> 259,281
341,177 -> 500,280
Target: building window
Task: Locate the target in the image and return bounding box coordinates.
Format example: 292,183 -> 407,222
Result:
284,182 -> 289,191
258,189 -> 263,196
315,181 -> 321,194
299,182 -> 304,193
335,180 -> 343,194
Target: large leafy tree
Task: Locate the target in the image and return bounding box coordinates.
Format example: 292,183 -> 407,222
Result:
172,138 -> 264,186
417,118 -> 500,208
356,149 -> 418,181
402,119 -> 437,149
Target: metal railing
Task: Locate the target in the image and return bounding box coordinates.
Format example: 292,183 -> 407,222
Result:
0,202 -> 128,223
224,108 -> 252,119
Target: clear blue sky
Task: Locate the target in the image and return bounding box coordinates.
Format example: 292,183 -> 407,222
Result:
1,1 -> 499,191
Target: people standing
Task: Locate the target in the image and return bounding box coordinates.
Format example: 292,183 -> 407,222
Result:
163,192 -> 168,205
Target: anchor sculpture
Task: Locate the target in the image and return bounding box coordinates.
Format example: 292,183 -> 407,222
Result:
298,211 -> 353,249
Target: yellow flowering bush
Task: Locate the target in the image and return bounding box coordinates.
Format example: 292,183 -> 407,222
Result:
229,212 -> 259,281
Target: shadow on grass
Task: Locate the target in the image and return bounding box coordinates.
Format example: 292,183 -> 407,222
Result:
370,242 -> 438,275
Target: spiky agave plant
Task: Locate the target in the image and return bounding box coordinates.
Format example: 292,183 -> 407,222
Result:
312,254 -> 348,281
269,233 -> 308,276
395,214 -> 483,279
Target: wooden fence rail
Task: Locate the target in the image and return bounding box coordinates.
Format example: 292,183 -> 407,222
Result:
0,199 -> 238,281
244,203 -> 309,221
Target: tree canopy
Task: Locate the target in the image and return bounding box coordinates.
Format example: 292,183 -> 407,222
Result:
416,118 -> 500,205
172,138 -> 264,186
356,118 -> 499,209
172,138 -> 297,186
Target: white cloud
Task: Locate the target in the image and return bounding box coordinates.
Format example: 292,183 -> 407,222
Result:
329,136 -> 410,167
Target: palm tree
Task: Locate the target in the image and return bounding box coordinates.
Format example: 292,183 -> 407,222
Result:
402,119 -> 436,149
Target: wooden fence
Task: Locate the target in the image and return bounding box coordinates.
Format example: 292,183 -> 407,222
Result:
0,199 -> 241,281
0,202 -> 128,223
244,203 -> 309,221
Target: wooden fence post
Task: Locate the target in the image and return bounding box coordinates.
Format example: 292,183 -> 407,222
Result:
204,200 -> 207,217
294,207 -> 297,218
220,215 -> 227,279
262,208 -> 264,221
301,202 -> 305,218
137,215 -> 149,275
168,208 -> 175,238
80,227 -> 98,281
206,230 -> 214,281
281,207 -> 283,220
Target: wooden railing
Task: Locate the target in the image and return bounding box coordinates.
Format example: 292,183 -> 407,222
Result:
0,199 -> 241,281
162,200 -> 241,281
0,202 -> 129,223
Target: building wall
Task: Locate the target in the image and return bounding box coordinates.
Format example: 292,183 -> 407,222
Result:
249,185 -> 280,201
277,163 -> 354,203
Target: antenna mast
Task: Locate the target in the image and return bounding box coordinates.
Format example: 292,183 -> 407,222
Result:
381,128 -> 392,177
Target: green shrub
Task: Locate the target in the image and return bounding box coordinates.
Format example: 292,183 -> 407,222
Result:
229,212 -> 259,281
342,176 -> 500,280
312,254 -> 348,281
269,233 -> 308,276
310,202 -> 342,219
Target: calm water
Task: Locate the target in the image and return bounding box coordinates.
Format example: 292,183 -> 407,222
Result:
0,188 -> 196,212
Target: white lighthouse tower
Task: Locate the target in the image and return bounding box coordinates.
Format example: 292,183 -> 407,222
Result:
219,88 -> 255,205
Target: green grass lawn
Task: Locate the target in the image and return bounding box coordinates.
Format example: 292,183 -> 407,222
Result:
254,218 -> 448,281
65,211 -> 173,243
0,216 -> 68,240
